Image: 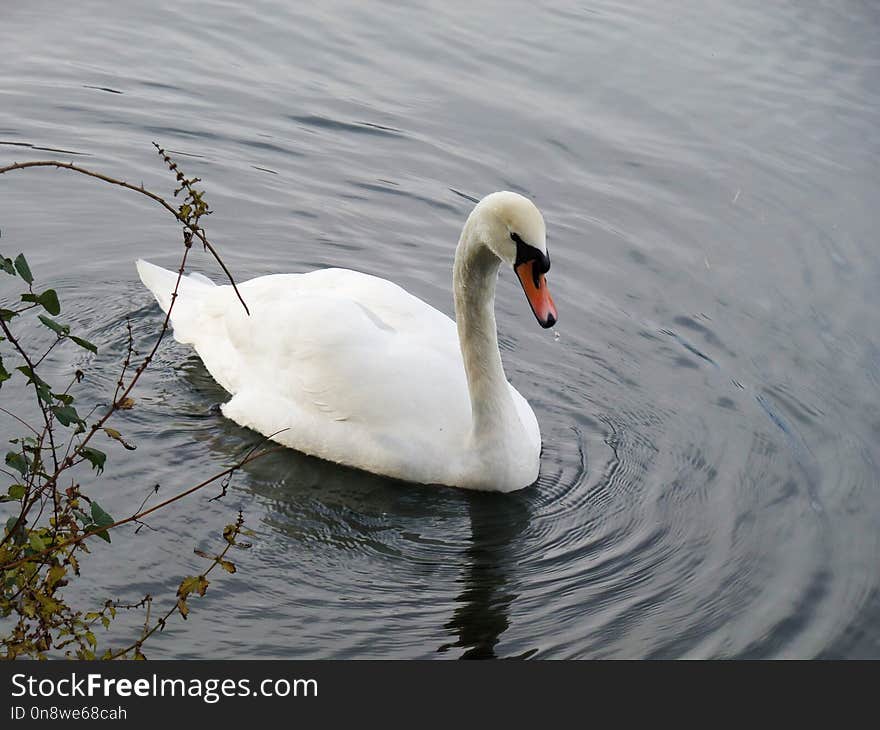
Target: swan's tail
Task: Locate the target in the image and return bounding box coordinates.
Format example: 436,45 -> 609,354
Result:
136,259 -> 215,313
136,259 -> 218,345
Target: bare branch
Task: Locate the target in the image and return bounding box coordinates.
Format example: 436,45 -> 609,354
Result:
0,159 -> 250,315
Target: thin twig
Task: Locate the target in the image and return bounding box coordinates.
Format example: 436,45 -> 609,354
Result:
2,445 -> 280,571
108,514 -> 245,660
113,318 -> 134,404
0,406 -> 39,437
208,428 -> 287,502
0,159 -> 250,315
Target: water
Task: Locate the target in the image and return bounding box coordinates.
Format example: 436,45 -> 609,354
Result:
1,0 -> 879,658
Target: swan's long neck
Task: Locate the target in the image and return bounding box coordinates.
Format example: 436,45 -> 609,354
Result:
453,217 -> 520,445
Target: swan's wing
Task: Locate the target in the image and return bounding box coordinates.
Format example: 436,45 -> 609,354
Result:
183,268 -> 469,429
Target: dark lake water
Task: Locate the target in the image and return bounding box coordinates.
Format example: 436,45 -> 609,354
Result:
2,0 -> 880,658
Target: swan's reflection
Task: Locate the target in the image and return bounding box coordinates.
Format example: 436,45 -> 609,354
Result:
438,492 -> 531,659
172,355 -> 533,659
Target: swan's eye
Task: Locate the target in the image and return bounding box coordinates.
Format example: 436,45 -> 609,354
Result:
512,232 -> 550,275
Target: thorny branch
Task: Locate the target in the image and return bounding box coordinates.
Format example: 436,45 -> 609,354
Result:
2,445 -> 279,572
0,145 -> 262,659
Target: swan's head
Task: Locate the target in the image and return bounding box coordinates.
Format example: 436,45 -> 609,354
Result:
474,191 -> 558,328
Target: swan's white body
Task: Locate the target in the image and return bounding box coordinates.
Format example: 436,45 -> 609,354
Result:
138,191 -> 555,492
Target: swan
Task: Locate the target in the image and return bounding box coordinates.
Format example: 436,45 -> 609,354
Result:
137,191 -> 557,492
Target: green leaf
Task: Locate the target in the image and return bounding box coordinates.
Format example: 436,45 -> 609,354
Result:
38,289 -> 61,316
0,358 -> 10,387
52,404 -> 82,427
37,383 -> 52,404
0,308 -> 18,322
88,501 -> 114,543
90,501 -> 114,528
13,253 -> 33,285
5,451 -> 30,476
38,315 -> 69,336
23,290 -> 60,315
16,366 -> 52,404
0,483 -> 25,503
28,532 -> 46,552
53,392 -> 74,405
17,365 -> 36,381
83,522 -> 111,543
5,515 -> 27,544
69,335 -> 97,355
80,447 -> 106,474
0,256 -> 15,276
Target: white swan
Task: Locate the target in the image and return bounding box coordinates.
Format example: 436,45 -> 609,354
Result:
137,191 -> 557,492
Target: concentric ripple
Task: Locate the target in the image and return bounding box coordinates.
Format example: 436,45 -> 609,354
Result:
1,0 -> 879,658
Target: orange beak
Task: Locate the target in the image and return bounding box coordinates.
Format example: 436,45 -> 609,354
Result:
515,260 -> 558,328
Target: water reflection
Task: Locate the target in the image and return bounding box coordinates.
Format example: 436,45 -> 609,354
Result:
439,493 -> 531,659
178,355 -> 535,659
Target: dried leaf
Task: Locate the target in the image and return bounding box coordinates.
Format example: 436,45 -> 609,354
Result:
218,558 -> 236,574
103,428 -> 136,450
